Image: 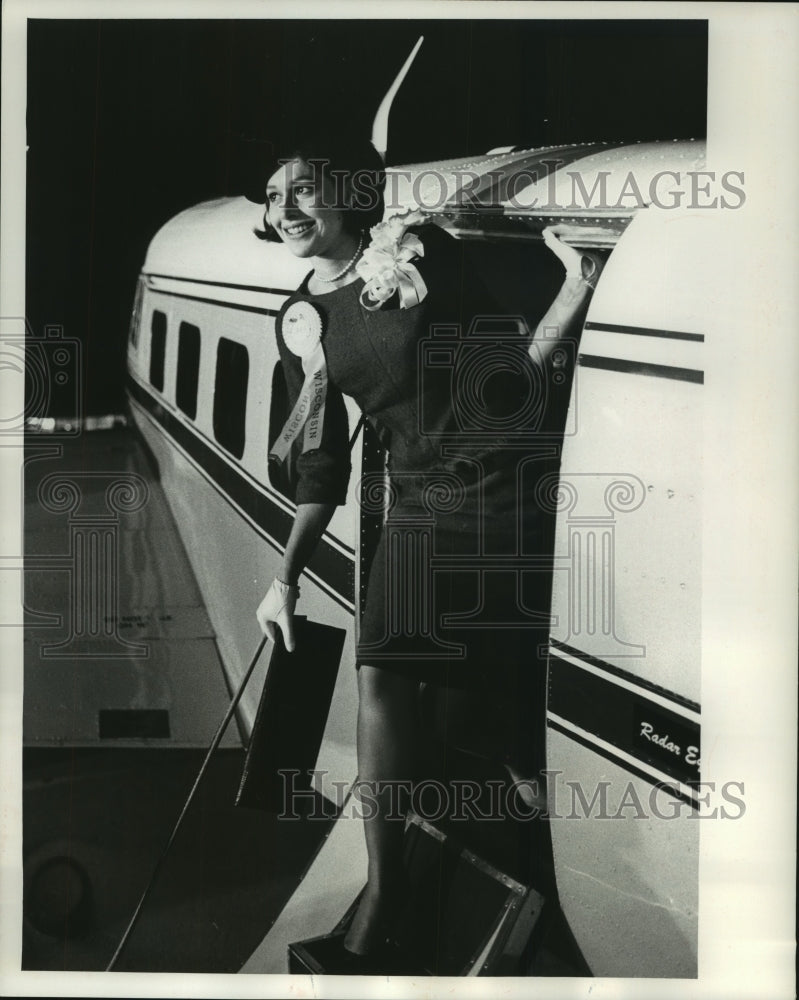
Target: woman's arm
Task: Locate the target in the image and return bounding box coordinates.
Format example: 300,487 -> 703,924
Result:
279,501 -> 337,586
529,227 -> 602,367
261,301 -> 352,650
255,501 -> 336,651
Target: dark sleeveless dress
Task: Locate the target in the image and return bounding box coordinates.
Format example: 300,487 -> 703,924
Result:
274,223 -> 563,707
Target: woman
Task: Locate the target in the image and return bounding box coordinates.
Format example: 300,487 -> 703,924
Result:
254,132 -> 600,966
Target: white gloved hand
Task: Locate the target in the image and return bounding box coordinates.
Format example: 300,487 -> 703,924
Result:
542,226 -> 601,288
256,578 -> 299,652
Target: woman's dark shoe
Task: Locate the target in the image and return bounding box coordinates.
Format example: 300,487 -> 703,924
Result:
341,877 -> 410,962
324,933 -> 406,975
343,878 -> 406,954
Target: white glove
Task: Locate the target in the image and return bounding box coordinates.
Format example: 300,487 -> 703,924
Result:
256,578 -> 299,652
542,226 -> 601,288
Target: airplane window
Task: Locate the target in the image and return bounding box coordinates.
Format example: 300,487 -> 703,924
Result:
213,337 -> 249,460
149,310 -> 167,392
267,360 -> 297,502
176,322 -> 201,420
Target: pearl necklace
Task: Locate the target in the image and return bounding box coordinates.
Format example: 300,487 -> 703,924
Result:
314,232 -> 365,284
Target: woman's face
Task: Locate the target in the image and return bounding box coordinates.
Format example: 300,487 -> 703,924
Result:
265,158 -> 351,259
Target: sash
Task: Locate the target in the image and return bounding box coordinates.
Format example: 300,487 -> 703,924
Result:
270,302 -> 328,463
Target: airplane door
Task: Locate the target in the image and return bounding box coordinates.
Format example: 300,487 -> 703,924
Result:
544,205 -> 719,977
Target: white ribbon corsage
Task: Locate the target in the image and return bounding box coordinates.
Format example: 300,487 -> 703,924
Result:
355,207 -> 430,311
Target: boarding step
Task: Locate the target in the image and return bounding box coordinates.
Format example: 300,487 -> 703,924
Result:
288,812 -> 546,976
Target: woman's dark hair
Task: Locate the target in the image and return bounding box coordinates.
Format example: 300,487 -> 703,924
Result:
252,130 -> 386,242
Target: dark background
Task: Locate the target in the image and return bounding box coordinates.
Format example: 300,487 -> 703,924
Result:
26,18 -> 707,416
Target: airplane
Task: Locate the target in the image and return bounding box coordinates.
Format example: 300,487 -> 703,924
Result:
122,37 -> 714,977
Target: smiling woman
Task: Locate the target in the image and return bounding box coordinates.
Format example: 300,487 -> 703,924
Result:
264,161 -> 363,285
254,133 -> 386,268
250,125 -> 603,970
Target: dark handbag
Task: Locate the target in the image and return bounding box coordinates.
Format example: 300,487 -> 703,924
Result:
235,615 -> 346,811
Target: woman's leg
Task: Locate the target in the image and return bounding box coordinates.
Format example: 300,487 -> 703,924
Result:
343,663 -> 420,955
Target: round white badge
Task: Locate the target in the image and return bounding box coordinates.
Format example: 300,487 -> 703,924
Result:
282,301 -> 323,360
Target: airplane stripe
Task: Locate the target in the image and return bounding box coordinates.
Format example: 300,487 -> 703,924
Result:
547,715 -> 699,810
129,393 -> 354,613
145,271 -> 296,296
578,354 -> 704,384
548,654 -> 701,789
127,376 -> 355,610
584,321 -> 704,343
147,287 -> 281,317
550,637 -> 700,713
579,330 -> 701,370
128,372 -> 356,558
147,276 -> 288,314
